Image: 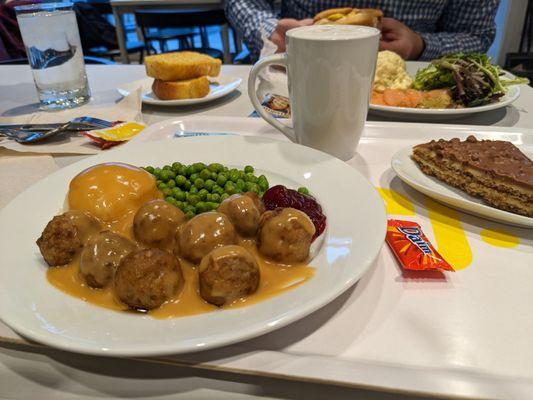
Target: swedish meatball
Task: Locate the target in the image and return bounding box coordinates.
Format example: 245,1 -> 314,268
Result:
63,210 -> 102,243
258,208 -> 315,263
36,214 -> 83,266
114,248 -> 182,310
175,212 -> 237,264
217,192 -> 265,237
80,231 -> 136,288
199,245 -> 260,306
133,200 -> 186,249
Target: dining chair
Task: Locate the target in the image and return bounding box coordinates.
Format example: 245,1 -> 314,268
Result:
77,0 -> 145,62
134,8 -> 228,60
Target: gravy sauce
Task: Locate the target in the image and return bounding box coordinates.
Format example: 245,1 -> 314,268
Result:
47,239 -> 315,319
47,163 -> 316,319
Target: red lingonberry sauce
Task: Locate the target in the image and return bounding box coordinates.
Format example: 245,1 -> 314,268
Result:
262,185 -> 326,240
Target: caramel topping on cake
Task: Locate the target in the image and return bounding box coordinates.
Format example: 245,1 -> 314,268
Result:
415,135 -> 533,189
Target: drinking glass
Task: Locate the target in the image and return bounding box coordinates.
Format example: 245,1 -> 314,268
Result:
15,2 -> 91,109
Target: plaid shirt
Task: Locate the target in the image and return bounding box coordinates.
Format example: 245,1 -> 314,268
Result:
225,0 -> 500,61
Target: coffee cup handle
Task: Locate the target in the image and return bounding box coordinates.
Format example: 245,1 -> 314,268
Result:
248,53 -> 296,142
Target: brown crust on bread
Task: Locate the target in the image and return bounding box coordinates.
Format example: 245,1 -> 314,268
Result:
152,77 -> 210,100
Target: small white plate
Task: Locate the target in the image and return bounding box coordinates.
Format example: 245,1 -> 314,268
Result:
118,75 -> 242,106
391,146 -> 533,228
0,136 -> 386,356
369,62 -> 522,119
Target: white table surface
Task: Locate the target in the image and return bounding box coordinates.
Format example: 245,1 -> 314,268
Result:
1,64 -> 532,400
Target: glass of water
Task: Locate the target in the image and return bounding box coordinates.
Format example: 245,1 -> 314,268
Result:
15,2 -> 90,109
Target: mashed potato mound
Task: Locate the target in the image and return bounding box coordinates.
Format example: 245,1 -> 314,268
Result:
373,50 -> 413,92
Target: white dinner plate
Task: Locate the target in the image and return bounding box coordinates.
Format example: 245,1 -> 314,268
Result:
0,136 -> 386,356
391,145 -> 533,228
369,62 -> 521,119
117,75 -> 242,106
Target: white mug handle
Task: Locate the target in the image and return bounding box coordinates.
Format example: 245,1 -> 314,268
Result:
247,53 -> 296,142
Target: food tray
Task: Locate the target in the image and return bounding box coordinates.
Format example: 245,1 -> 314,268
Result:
2,118 -> 532,399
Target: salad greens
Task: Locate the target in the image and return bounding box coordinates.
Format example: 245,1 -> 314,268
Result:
413,53 -> 529,107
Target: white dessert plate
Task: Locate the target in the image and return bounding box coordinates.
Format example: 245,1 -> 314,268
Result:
117,75 -> 242,106
369,62 -> 521,119
391,145 -> 533,228
0,136 -> 386,356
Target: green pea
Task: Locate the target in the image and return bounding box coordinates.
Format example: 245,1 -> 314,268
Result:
163,164 -> 172,170
229,170 -> 239,182
207,202 -> 220,210
198,188 -> 209,200
162,188 -> 173,196
189,186 -> 199,195
211,172 -> 218,180
178,165 -> 187,176
258,175 -> 269,191
185,210 -> 195,219
193,162 -> 206,173
212,185 -> 224,195
175,201 -> 184,210
199,168 -> 211,180
189,173 -> 199,182
211,193 -> 221,203
244,181 -> 254,191
244,165 -> 254,174
175,175 -> 187,187
144,166 -> 155,174
158,182 -> 167,190
171,162 -> 182,172
160,170 -> 173,181
225,182 -> 236,195
196,201 -> 208,213
165,196 -> 176,205
248,183 -> 260,193
194,178 -> 205,189
235,178 -> 245,190
183,180 -> 192,191
156,179 -> 162,186
204,179 -> 215,191
205,193 -> 213,202
216,174 -> 227,186
208,163 -> 223,173
298,187 -> 310,195
153,167 -> 162,179
220,193 -> 229,201
186,165 -> 195,176
188,195 -> 200,206
245,173 -> 258,183
167,179 -> 176,188
172,187 -> 183,199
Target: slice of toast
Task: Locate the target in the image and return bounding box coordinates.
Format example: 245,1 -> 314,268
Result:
145,51 -> 221,81
152,76 -> 210,100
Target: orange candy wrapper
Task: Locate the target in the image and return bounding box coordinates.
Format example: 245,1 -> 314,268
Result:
386,219 -> 454,272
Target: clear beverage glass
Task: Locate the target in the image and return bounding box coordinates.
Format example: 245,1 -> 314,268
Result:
15,2 -> 91,109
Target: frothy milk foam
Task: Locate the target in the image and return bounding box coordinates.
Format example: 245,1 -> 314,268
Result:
288,24 -> 379,40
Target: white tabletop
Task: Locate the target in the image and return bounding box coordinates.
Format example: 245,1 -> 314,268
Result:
1,64 -> 533,400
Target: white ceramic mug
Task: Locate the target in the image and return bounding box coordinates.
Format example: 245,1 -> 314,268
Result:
248,25 -> 379,160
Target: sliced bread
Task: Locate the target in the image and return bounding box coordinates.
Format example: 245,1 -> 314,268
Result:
145,51 -> 221,81
152,76 -> 210,100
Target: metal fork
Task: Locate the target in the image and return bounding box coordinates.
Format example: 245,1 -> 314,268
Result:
0,117 -> 113,144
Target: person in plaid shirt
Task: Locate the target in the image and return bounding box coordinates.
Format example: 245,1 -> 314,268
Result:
225,0 -> 500,62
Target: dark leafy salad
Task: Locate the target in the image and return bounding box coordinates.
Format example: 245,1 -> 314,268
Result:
413,53 -> 529,107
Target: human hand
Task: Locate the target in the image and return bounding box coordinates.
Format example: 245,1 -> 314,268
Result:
271,18 -> 314,53
380,17 -> 425,60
